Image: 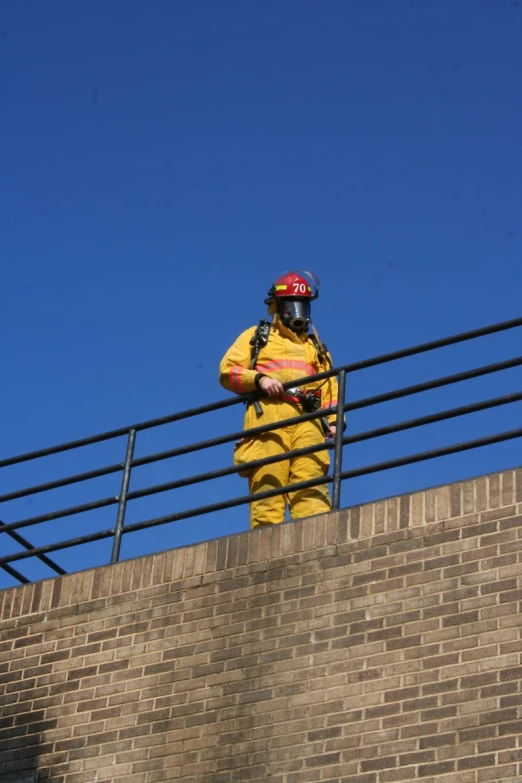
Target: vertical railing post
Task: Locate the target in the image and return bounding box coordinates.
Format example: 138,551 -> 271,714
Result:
331,369 -> 346,510
111,429 -> 136,564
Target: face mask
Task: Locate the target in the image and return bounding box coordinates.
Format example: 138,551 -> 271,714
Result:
278,299 -> 310,332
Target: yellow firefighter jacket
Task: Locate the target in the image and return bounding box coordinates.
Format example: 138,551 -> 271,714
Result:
219,318 -> 340,434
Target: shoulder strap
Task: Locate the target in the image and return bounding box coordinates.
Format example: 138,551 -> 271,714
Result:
249,319 -> 271,369
309,323 -> 330,367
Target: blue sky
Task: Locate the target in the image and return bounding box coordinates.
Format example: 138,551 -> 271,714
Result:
1,0 -> 521,588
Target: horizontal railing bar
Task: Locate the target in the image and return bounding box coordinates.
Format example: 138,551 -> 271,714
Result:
340,427 -> 522,481
345,390 -> 522,444
0,528 -> 116,566
0,497 -> 119,535
2,316 -> 521,469
0,429 -> 129,470
0,395 -> 244,468
2,424 -> 522,568
344,355 -> 522,413
0,463 -> 124,503
343,316 -> 522,373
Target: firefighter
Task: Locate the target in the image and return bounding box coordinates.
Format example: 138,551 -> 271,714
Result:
219,270 -> 342,529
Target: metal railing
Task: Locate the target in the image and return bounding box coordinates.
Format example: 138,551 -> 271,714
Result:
2,315 -> 522,587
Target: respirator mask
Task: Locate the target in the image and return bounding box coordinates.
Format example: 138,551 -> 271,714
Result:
277,298 -> 311,332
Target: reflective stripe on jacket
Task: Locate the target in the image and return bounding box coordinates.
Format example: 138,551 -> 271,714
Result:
219,320 -> 340,427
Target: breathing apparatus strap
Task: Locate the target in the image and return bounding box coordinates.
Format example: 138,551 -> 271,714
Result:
249,319 -> 271,416
309,322 -> 346,435
309,322 -> 331,368
250,319 -> 271,367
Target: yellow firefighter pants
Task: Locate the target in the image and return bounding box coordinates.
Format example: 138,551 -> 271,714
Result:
246,418 -> 331,529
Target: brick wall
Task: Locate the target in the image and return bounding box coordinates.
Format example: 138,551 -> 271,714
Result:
1,468 -> 521,783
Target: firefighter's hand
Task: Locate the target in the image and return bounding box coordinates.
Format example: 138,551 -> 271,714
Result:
259,377 -> 284,397
326,425 -> 337,440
